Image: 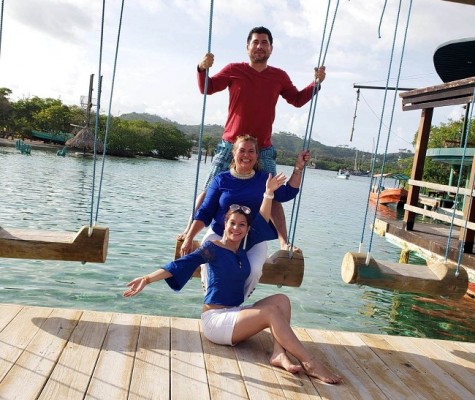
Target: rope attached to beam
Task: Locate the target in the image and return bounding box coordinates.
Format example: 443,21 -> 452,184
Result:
287,0 -> 341,254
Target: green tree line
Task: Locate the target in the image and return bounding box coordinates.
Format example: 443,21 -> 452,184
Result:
4,87 -> 473,185
0,88 -> 194,160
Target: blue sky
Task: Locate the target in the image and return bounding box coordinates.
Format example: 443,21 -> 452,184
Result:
1,0 -> 474,153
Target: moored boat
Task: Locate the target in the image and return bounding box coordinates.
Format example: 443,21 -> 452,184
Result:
370,173 -> 409,207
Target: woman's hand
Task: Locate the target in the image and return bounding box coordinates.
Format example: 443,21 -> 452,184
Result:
266,172 -> 286,193
123,277 -> 148,297
180,236 -> 193,256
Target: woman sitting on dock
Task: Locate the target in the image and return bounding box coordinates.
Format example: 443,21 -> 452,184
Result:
124,173 -> 341,384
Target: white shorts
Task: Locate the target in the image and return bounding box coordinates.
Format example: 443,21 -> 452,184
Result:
201,307 -> 242,345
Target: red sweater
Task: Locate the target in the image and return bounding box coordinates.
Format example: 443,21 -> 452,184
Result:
198,62 -> 316,148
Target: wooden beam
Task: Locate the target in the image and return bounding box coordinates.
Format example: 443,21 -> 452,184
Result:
400,77 -> 475,111
442,0 -> 475,5
404,108 -> 433,230
174,239 -> 304,287
353,84 -> 415,91
0,225 -> 109,263
409,179 -> 475,196
404,204 -> 475,231
341,252 -> 468,298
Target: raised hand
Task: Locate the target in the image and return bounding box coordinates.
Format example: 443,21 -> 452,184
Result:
266,172 -> 286,193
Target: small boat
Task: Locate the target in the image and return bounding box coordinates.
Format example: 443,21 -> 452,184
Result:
370,173 -> 409,207
336,169 -> 350,179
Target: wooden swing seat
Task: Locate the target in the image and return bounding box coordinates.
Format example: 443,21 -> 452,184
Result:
341,252 -> 469,299
175,239 -> 304,287
0,225 -> 109,263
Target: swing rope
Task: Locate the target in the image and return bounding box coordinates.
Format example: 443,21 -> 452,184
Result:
287,0 -> 340,254
0,0 -> 4,59
88,0 -> 107,234
358,0 -> 412,262
451,90 -> 475,276
88,0 -> 125,233
94,0 -> 126,225
190,0 -> 214,219
366,0 -> 413,264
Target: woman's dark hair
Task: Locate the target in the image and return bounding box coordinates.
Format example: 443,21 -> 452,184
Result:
247,26 -> 273,45
224,208 -> 252,226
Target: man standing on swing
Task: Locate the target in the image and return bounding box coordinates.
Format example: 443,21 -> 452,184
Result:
181,26 -> 326,251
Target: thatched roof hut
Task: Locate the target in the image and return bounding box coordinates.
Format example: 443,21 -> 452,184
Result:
66,127 -> 103,153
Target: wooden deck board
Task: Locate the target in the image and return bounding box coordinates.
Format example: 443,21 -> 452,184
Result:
329,330 -> 415,400
171,317 -> 209,400
38,310 -> 111,400
0,308 -> 80,400
200,324 -> 249,400
234,331 -> 284,399
128,315 -> 170,400
300,328 -> 383,400
0,303 -> 474,400
86,312 -> 141,399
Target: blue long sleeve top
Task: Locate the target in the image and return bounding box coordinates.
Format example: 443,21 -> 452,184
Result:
194,170 -> 299,236
163,214 -> 276,306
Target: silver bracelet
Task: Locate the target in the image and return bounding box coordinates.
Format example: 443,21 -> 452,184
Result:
263,193 -> 274,199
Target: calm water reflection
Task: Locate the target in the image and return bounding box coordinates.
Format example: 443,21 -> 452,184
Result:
1,145 -> 473,342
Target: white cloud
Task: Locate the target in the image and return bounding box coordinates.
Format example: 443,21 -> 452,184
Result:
1,0 -> 474,153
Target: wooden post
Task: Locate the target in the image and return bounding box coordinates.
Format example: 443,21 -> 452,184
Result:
404,108 -> 433,230
341,252 -> 468,299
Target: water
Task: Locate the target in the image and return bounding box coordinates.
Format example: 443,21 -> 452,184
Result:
1,145 -> 474,342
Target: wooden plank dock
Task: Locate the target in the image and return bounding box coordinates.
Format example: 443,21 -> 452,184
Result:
0,303 -> 474,400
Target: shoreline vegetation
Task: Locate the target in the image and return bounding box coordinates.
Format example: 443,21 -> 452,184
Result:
0,87 -> 412,172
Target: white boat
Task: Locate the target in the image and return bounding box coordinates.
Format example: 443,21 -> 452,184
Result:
336,169 -> 350,179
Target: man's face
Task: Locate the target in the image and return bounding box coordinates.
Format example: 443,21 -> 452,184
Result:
247,33 -> 272,64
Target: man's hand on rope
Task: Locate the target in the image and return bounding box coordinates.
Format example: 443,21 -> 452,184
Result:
296,150 -> 311,170
198,53 -> 214,71
314,66 -> 326,84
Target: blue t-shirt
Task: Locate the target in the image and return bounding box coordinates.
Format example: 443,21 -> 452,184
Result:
163,214 -> 276,306
195,170 -> 299,236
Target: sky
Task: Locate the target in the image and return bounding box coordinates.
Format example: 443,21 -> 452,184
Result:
1,0 -> 474,153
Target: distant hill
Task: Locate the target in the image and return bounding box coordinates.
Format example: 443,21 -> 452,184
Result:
119,112 -> 412,171
120,112 -> 224,137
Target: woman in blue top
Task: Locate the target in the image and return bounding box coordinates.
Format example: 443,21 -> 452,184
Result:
181,135 -> 309,299
124,174 -> 341,384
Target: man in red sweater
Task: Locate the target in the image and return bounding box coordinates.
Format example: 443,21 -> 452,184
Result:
185,26 -> 325,251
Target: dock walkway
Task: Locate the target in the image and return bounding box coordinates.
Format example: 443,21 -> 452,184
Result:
0,303 -> 474,399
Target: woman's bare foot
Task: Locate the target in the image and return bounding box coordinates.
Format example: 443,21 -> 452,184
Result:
301,357 -> 342,384
270,352 -> 302,374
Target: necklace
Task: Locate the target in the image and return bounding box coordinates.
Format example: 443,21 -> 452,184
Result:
230,167 -> 256,180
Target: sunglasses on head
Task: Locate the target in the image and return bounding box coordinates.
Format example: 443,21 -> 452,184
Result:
229,204 -> 251,215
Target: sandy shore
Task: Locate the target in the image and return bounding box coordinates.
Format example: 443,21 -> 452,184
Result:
0,137 -> 64,151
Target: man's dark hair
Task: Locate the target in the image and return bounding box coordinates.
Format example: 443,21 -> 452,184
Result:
247,26 -> 273,45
